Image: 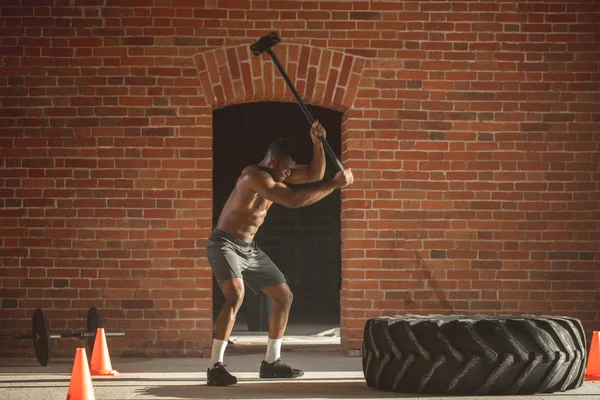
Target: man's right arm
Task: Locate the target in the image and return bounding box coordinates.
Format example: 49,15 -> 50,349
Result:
243,169 -> 351,209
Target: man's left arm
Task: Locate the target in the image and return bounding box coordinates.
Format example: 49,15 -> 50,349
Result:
286,121 -> 326,184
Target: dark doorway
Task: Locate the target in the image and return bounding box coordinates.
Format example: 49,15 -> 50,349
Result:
212,102 -> 342,334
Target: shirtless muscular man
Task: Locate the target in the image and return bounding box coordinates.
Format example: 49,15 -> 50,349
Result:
206,120 -> 354,386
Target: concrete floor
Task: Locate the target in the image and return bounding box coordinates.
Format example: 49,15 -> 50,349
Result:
1,347 -> 600,400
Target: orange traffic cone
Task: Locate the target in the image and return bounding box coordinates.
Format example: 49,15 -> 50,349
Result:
89,328 -> 119,376
585,331 -> 600,381
66,347 -> 95,400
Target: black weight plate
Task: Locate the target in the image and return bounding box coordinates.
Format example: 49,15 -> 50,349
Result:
86,307 -> 103,359
32,308 -> 50,366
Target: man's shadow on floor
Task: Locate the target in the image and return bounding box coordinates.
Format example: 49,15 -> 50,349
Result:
137,379 -> 405,399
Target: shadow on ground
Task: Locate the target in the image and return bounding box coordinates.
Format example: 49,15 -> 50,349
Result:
137,380 -> 402,399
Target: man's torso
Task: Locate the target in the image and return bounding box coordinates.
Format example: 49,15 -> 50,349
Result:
215,166 -> 273,243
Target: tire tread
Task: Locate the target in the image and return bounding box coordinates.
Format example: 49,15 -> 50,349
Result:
362,315 -> 586,395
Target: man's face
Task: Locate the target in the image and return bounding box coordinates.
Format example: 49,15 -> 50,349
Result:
270,155 -> 296,182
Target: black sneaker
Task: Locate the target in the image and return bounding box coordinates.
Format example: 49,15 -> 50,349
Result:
259,358 -> 304,379
207,362 -> 237,386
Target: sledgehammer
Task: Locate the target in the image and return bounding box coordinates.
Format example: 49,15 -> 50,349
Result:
250,31 -> 344,172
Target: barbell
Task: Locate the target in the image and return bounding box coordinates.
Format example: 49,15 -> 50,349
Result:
0,307 -> 125,366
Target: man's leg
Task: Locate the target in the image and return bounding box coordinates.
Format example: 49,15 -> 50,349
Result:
261,283 -> 293,364
259,283 -> 303,378
211,278 -> 244,367
262,282 -> 293,340
207,278 -> 244,386
246,248 -> 303,378
213,278 -> 245,343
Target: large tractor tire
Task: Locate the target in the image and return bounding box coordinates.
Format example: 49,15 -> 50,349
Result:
362,315 -> 586,396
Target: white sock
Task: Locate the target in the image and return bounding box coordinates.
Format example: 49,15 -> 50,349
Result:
265,338 -> 282,364
210,339 -> 228,368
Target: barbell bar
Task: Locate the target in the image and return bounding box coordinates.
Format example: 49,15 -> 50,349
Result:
0,307 -> 125,366
0,332 -> 124,339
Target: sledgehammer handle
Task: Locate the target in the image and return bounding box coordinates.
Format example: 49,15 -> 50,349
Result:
265,48 -> 344,173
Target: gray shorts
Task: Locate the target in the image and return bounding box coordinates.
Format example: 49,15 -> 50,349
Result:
206,229 -> 286,294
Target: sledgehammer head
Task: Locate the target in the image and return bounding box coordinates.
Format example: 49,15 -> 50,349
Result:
250,31 -> 281,56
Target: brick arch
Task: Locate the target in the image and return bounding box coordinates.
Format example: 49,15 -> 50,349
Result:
194,44 -> 365,111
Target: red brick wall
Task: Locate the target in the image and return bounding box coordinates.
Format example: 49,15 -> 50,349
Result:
1,0 -> 599,358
